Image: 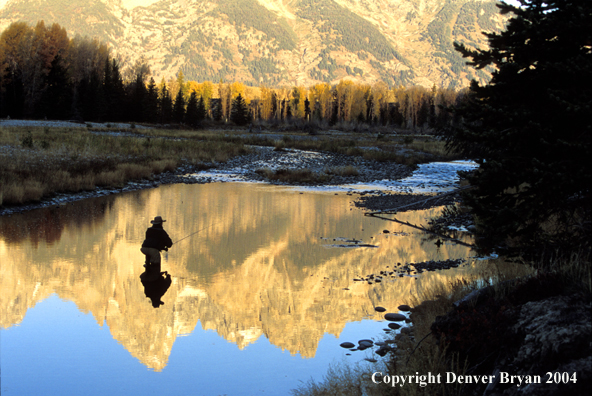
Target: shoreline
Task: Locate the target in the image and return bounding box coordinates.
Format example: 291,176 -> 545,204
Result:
1,144 -> 476,217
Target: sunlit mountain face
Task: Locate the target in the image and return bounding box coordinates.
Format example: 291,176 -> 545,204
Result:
1,182 -> 480,372
0,0 -> 506,88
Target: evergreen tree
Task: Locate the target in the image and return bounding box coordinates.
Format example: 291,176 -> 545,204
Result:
39,54 -> 71,119
196,96 -> 207,122
270,91 -> 278,120
159,82 -> 173,123
173,88 -> 186,123
144,77 -> 159,123
105,59 -> 125,121
78,69 -> 104,121
447,0 -> 592,256
230,93 -> 249,126
211,98 -> 222,122
185,91 -> 199,127
417,97 -> 430,130
130,74 -> 147,122
176,70 -> 189,99
0,22 -> 28,118
304,97 -> 311,121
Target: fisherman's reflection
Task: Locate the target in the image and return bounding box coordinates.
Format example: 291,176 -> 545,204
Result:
140,263 -> 172,308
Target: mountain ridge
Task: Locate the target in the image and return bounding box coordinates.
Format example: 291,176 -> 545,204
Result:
0,0 -> 506,88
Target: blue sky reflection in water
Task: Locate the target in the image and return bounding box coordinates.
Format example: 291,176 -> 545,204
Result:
1,182 -> 478,395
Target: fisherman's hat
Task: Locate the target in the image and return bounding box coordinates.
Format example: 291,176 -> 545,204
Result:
151,216 -> 166,224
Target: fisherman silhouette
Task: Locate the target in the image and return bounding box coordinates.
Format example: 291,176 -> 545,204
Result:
140,216 -> 173,267
140,266 -> 172,308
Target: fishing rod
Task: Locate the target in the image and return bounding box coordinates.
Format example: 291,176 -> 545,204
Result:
173,220 -> 221,244
161,220 -> 221,263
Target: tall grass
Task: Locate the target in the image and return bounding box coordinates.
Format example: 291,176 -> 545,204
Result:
291,361 -> 386,396
0,126 -> 248,205
324,165 -> 360,177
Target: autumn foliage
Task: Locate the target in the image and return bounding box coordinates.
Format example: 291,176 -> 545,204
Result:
1,21 -> 466,130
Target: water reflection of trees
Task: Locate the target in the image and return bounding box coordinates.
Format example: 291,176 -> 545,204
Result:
0,192 -> 149,246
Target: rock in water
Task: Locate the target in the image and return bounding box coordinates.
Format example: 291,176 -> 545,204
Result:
340,342 -> 355,349
398,304 -> 412,311
375,347 -> 390,357
375,306 -> 386,312
384,313 -> 406,321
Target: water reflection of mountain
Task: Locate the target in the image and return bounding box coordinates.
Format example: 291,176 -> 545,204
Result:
1,183 -> 478,370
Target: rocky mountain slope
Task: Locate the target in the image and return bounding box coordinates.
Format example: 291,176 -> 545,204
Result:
0,0 -> 507,88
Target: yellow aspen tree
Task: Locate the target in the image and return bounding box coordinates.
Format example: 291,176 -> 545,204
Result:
351,83 -> 370,122
371,82 -> 388,124
230,81 -> 245,99
335,80 -> 355,122
291,86 -> 307,119
218,81 -> 231,122
310,82 -> 332,121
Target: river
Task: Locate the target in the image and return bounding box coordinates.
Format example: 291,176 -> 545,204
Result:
1,182 -> 481,395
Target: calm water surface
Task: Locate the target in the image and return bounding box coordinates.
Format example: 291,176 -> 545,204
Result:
2,183 -> 480,395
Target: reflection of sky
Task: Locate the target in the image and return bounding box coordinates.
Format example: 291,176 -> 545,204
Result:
2,295 -> 387,396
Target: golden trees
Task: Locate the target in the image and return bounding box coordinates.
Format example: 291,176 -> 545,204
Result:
309,83 -> 332,121
1,20 -> 463,127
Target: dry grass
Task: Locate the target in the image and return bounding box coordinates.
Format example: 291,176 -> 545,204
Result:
291,361 -> 386,396
255,167 -> 332,184
0,125 -> 460,206
542,252 -> 592,295
225,131 -> 459,165
324,165 -> 360,177
0,126 -> 248,205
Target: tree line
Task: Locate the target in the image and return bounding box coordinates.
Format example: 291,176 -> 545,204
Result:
1,20 -> 465,130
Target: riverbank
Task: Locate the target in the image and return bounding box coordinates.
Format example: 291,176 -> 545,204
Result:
400,257 -> 591,396
0,121 -> 474,216
293,254 -> 591,396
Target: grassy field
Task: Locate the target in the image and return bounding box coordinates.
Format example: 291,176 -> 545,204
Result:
0,124 -> 460,206
0,126 -> 249,205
